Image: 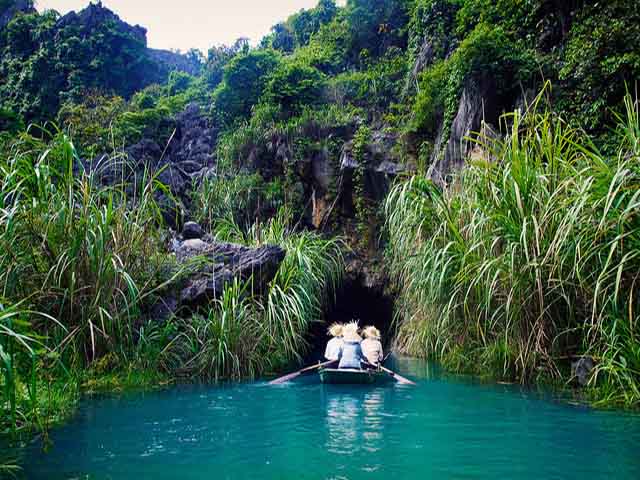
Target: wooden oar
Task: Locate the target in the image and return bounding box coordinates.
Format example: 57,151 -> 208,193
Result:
364,360 -> 416,385
269,360 -> 336,385
379,365 -> 416,385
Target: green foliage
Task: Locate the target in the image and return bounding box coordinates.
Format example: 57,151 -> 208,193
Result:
264,60 -> 326,115
204,39 -> 247,88
0,127 -> 180,435
0,7 -> 162,124
387,91 -> 640,407
214,49 -> 281,125
410,23 -> 536,140
170,210 -> 345,380
193,172 -> 285,232
0,128 -> 171,362
262,0 -> 338,53
328,46 -> 407,110
407,0 -> 459,66
0,108 -> 23,134
455,0 -> 541,38
558,0 -> 640,132
289,0 -> 338,47
292,15 -> 351,75
344,0 -> 409,62
166,71 -> 195,96
57,93 -> 128,157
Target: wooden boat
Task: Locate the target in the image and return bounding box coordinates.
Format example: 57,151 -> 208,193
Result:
318,367 -> 394,385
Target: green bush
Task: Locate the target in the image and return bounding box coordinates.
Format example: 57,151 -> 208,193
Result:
214,49 -> 281,125
264,60 -> 326,115
557,0 -> 640,133
410,23 -> 536,140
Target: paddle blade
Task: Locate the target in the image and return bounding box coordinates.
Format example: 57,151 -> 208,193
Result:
392,374 -> 416,385
268,360 -> 335,385
379,366 -> 416,385
269,371 -> 301,385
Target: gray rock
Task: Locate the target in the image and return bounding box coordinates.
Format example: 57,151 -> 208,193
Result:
83,103 -> 216,227
428,77 -> 498,186
182,221 -> 203,240
571,356 -> 595,387
174,239 -> 286,307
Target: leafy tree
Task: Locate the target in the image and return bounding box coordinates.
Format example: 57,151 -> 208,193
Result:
0,6 -> 163,123
167,71 -> 195,96
264,61 -> 326,115
214,49 -> 281,125
262,0 -> 338,52
57,93 -> 128,157
0,107 -> 23,133
266,22 -> 296,53
557,0 -> 640,131
204,38 -> 248,88
344,0 -> 409,61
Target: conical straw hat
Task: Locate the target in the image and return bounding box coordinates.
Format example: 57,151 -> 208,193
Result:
327,323 -> 343,337
363,326 -> 381,339
342,321 -> 362,342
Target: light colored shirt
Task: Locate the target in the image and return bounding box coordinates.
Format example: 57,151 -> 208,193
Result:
361,338 -> 383,364
324,337 -> 343,361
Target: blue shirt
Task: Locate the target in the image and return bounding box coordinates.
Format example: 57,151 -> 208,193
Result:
338,341 -> 364,369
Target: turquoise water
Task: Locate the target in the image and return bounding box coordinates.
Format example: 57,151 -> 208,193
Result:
17,358 -> 640,479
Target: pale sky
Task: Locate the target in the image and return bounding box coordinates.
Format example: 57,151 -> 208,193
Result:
36,0 -> 346,53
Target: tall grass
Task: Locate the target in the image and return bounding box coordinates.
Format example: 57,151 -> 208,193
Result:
386,90 -> 640,407
0,126 -> 173,434
174,209 -> 345,380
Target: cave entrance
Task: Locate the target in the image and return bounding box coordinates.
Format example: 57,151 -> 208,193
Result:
307,278 -> 395,358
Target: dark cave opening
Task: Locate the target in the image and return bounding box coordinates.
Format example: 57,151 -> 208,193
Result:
306,278 -> 395,359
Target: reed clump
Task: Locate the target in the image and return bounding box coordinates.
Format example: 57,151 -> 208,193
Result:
386,90 -> 640,407
0,126 -> 175,436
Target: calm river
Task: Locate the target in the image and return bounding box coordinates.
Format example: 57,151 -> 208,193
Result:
15,358 -> 640,479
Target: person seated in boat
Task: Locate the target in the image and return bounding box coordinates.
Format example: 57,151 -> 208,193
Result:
361,326 -> 383,366
324,323 -> 344,361
337,322 -> 365,369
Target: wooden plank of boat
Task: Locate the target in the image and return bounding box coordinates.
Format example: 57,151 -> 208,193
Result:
318,368 -> 394,385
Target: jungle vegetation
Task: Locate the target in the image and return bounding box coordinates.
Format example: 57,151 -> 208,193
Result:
1,0 -> 639,444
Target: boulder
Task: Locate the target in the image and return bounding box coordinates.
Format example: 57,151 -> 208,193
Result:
571,356 -> 595,387
172,239 -> 286,307
182,221 -> 203,240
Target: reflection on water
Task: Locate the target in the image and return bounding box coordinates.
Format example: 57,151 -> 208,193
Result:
325,389 -> 384,458
15,357 -> 640,480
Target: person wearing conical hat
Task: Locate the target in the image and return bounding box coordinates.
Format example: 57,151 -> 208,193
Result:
337,321 -> 366,369
361,326 -> 383,365
324,323 -> 344,361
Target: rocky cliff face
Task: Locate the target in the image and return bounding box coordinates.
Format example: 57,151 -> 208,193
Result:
55,3 -> 200,81
84,103 -> 216,226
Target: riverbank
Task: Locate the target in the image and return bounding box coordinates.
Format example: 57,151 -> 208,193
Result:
386,91 -> 640,409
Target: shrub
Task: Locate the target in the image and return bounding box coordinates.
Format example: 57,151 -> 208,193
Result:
264,60 -> 326,116
214,49 -> 281,125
